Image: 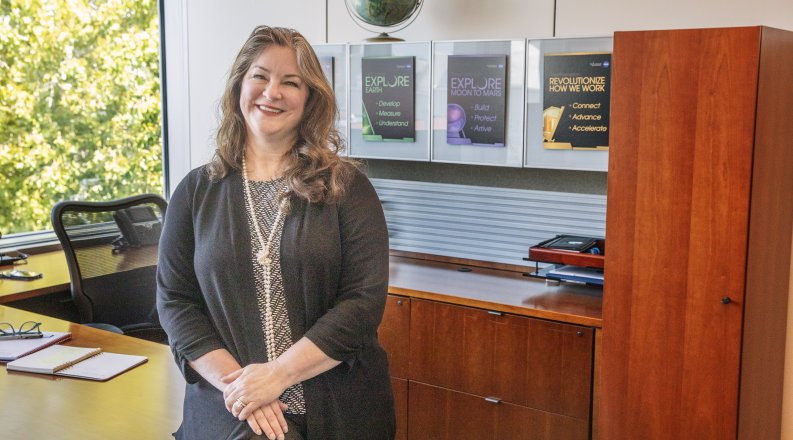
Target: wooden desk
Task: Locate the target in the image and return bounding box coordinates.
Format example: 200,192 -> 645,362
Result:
0,306 -> 185,439
0,251 -> 70,304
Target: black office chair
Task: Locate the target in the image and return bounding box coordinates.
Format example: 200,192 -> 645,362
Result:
51,194 -> 168,344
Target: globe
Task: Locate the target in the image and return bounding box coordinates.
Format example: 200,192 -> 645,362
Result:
345,0 -> 423,41
347,0 -> 420,27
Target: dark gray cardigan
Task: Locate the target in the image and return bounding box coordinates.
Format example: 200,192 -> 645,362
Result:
156,166 -> 394,440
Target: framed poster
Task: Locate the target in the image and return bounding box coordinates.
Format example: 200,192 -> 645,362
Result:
361,56 -> 415,142
542,52 -> 611,150
432,40 -> 525,167
349,42 -> 431,161
524,37 -> 613,171
312,43 -> 348,152
446,55 -> 508,147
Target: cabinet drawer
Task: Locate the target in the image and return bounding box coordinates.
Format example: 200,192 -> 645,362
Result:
408,381 -> 588,440
379,295 -> 410,378
409,299 -> 593,419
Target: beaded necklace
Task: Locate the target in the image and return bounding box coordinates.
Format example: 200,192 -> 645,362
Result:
241,155 -> 287,361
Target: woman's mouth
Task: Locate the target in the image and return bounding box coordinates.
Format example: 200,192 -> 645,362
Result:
257,104 -> 283,114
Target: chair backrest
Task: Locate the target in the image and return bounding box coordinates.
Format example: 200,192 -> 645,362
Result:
51,194 -> 167,331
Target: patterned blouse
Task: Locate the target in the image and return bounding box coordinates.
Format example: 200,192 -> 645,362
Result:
245,177 -> 305,414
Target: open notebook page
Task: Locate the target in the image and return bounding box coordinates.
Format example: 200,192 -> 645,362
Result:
6,345 -> 99,374
57,352 -> 148,381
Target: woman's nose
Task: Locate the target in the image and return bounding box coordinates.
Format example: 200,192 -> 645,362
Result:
262,82 -> 282,100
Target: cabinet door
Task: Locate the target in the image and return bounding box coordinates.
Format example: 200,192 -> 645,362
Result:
602,27 -> 760,439
408,381 -> 588,440
379,295 -> 410,379
409,299 -> 593,419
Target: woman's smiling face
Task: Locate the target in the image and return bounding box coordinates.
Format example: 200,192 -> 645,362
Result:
239,45 -> 309,147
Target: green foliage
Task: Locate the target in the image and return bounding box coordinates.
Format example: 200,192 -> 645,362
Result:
0,0 -> 163,234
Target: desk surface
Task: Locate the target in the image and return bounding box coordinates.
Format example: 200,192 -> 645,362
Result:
0,305 -> 185,439
388,256 -> 602,327
0,251 -> 71,303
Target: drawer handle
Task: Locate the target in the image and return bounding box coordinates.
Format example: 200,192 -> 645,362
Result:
487,310 -> 503,316
484,397 -> 502,404
397,300 -> 403,305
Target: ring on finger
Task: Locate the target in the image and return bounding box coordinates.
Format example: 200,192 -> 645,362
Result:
235,397 -> 248,409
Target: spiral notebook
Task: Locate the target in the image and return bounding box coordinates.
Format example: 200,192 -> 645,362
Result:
5,345 -> 147,381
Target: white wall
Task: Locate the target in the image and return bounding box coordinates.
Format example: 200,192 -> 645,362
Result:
556,0 -> 793,36
164,0 -> 325,195
163,2 -> 793,437
327,0 -> 554,42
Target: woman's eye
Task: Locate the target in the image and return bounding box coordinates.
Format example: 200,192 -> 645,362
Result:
253,74 -> 267,80
285,81 -> 299,87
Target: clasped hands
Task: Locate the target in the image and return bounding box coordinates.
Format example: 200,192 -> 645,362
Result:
222,360 -> 290,439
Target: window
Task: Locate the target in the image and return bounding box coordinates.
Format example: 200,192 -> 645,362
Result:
0,0 -> 164,238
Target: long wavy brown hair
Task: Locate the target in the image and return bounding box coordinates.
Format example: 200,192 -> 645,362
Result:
208,26 -> 355,204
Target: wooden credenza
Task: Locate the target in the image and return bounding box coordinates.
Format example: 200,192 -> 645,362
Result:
380,256 -> 603,440
381,296 -> 593,440
601,26 -> 793,439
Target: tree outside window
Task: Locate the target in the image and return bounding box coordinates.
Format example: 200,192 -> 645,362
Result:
0,0 -> 163,235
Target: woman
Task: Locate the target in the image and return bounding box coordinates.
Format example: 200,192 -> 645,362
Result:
157,26 -> 394,440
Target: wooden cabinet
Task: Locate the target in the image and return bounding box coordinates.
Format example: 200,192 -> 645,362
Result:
601,26 -> 793,440
380,294 -> 595,439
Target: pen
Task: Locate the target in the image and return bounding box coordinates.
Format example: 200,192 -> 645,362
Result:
0,333 -> 45,341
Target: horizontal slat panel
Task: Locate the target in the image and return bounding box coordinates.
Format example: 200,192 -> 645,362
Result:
371,178 -> 606,267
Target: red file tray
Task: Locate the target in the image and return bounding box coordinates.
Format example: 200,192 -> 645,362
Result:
528,239 -> 605,269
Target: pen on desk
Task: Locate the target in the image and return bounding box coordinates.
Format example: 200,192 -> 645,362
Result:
0,333 -> 46,341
